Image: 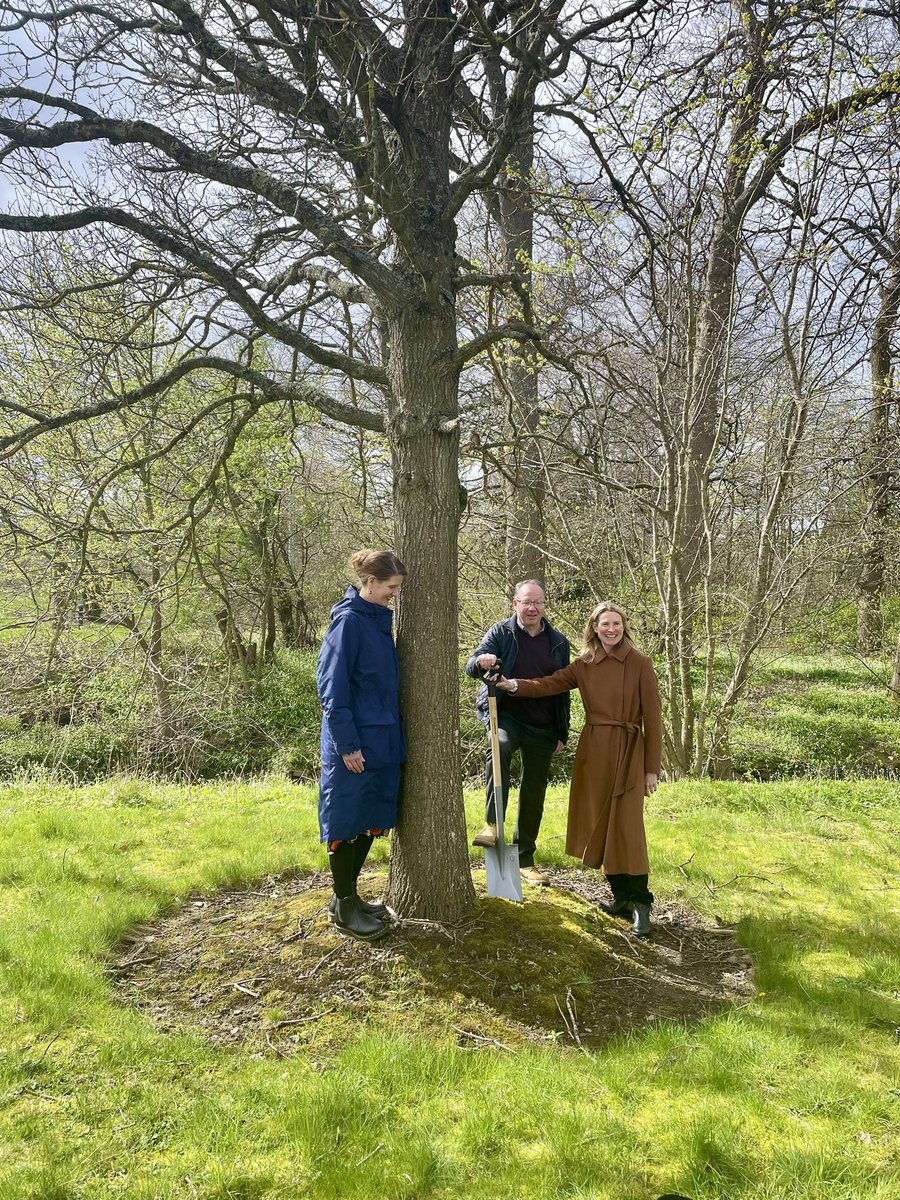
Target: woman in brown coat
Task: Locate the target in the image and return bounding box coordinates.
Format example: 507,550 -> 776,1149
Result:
495,601 -> 662,936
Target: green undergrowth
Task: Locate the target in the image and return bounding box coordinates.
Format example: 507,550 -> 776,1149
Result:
0,776 -> 898,1199
727,656 -> 900,779
3,645 -> 898,785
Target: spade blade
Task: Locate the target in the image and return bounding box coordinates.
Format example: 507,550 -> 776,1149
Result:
485,842 -> 523,902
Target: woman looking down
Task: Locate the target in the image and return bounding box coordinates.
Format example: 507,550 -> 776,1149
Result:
317,550 -> 406,940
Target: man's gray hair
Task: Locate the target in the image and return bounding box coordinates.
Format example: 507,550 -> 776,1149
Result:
513,579 -> 546,599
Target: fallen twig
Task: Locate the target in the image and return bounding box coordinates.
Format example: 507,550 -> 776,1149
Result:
17,1086 -> 61,1101
394,917 -> 453,938
678,852 -> 695,878
231,978 -> 266,999
298,944 -> 345,981
274,1010 -> 336,1028
450,1026 -> 512,1051
33,1033 -> 60,1064
616,929 -> 641,952
355,1143 -> 384,1167
555,988 -> 585,1050
265,1033 -> 288,1058
112,954 -> 157,969
281,916 -> 309,944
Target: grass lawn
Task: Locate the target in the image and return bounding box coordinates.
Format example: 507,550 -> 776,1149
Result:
729,656 -> 900,778
0,775 -> 898,1199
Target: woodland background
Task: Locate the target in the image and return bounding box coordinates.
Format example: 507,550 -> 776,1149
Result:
0,11 -> 899,1197
1,0 -> 899,914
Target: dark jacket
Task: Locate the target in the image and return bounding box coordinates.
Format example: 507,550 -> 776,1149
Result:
465,615 -> 571,743
317,586 -> 406,769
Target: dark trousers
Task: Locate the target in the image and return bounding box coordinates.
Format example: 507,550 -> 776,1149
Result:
606,873 -> 654,906
485,713 -> 557,867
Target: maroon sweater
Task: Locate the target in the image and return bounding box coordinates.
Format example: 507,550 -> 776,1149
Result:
506,626 -> 556,728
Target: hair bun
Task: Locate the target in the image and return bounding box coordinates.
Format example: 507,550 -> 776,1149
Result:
348,549 -> 408,583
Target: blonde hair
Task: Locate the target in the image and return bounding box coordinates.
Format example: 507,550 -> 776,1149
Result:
578,601 -> 633,663
348,549 -> 407,585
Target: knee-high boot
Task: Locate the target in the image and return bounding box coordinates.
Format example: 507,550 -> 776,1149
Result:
351,834 -> 389,917
327,841 -> 386,940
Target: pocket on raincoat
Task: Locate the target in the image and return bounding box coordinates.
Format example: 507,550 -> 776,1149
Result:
358,722 -> 404,769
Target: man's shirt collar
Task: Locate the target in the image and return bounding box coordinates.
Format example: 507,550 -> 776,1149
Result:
516,617 -> 546,636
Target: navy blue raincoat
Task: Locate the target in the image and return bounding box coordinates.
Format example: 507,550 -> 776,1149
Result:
317,586 -> 406,842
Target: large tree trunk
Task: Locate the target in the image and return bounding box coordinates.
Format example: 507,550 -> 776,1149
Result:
386,300 -> 475,922
381,7 -> 475,921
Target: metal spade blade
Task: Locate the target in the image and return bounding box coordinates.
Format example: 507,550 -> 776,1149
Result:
483,686 -> 522,903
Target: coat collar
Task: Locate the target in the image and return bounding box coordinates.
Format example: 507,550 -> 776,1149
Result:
502,612 -> 565,647
596,640 -> 632,662
339,585 -> 394,628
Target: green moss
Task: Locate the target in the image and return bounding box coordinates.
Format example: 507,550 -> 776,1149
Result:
114,871 -> 751,1059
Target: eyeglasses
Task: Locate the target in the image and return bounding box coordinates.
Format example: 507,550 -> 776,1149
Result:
515,600 -> 545,609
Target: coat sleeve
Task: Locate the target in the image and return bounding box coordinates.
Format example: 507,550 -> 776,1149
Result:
639,656 -> 662,773
465,623 -> 503,679
560,638 -> 572,742
515,661 -> 579,697
317,616 -> 362,755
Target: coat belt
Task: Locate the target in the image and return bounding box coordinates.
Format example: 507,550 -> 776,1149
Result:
584,717 -> 640,795
586,717 -> 639,733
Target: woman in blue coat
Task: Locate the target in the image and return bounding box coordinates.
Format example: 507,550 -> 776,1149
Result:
317,549 -> 406,939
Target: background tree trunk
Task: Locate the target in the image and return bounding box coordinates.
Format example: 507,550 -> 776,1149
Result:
857,211 -> 900,652
498,115 -> 545,590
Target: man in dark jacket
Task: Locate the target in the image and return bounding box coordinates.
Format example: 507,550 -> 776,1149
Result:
465,580 -> 570,885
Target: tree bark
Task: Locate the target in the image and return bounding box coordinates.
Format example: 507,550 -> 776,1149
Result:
385,299 -> 475,921
857,215 -> 900,652
498,116 -> 545,589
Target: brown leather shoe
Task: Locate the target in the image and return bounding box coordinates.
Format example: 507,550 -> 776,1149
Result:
520,865 -> 550,886
472,823 -> 499,848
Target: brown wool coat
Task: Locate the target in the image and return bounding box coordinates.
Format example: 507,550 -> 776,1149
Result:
514,643 -> 662,873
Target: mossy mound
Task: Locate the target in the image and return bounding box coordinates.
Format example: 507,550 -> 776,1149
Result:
112,869 -> 753,1056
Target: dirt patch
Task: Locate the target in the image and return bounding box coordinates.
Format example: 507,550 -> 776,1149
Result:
111,868 -> 754,1057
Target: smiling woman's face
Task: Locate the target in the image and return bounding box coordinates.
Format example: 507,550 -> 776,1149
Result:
594,610 -> 624,649
361,573 -> 404,606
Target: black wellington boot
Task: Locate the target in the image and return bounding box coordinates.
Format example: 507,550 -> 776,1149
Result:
349,834 -> 389,919
328,893 -> 389,921
632,902 -> 652,938
331,894 -> 388,941
598,898 -> 633,918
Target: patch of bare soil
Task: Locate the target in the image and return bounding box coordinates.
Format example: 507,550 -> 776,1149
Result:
111,868 -> 754,1057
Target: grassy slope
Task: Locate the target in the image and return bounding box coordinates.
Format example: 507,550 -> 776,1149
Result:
729,657 -> 900,778
0,777 -> 897,1200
